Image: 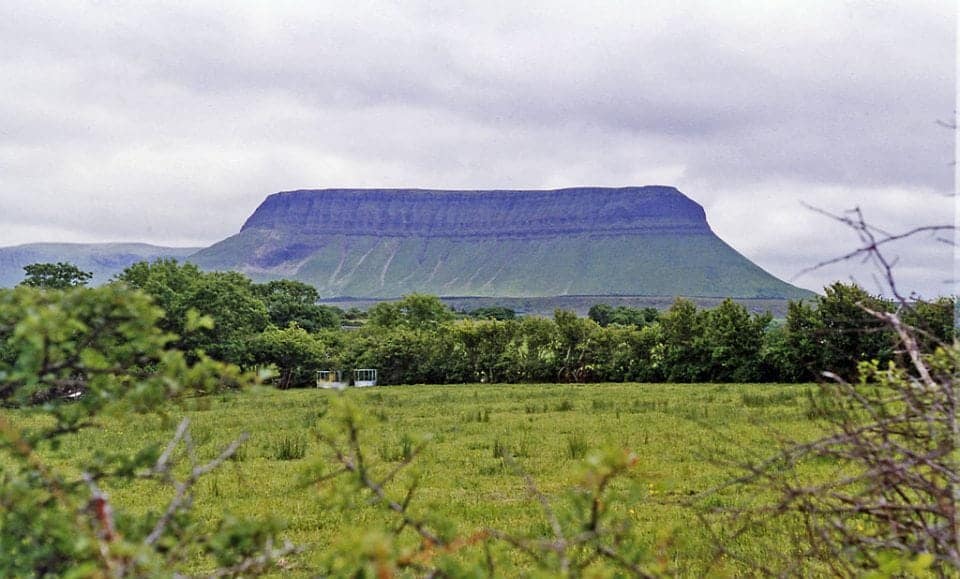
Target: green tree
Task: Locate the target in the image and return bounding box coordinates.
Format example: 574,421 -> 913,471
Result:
588,304 -> 659,328
589,324 -> 652,381
367,294 -> 454,330
902,296 -> 955,350
499,317 -> 559,382
253,279 -> 341,332
357,326 -> 446,385
467,306 -> 516,321
815,282 -> 894,380
115,259 -> 205,339
779,298 -> 823,381
658,298 -> 708,382
587,303 -> 615,327
20,262 -> 92,289
179,272 -> 269,364
554,309 -> 600,382
450,319 -> 516,382
701,299 -> 771,382
118,262 -> 270,365
247,324 -> 327,388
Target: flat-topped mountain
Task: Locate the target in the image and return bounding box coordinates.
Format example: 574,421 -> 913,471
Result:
191,187 -> 812,299
240,187 -> 710,238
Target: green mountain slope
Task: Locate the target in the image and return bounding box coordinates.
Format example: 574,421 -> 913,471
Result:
192,187 -> 813,299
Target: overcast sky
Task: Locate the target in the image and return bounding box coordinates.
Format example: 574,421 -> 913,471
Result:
0,1 -> 955,297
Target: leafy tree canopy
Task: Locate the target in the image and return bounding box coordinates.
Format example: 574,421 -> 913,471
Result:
588,303 -> 659,327
0,284 -> 289,575
467,306 -> 516,321
367,294 -> 454,330
253,279 -> 341,332
20,262 -> 92,289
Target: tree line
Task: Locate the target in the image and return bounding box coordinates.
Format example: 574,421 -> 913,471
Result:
9,259 -> 952,389
3,258 -> 957,575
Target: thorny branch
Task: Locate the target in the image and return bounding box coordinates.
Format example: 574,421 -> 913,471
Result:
795,204 -> 953,306
144,419 -> 250,547
707,203 -> 959,575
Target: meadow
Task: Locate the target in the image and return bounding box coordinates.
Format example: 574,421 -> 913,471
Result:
18,382 -> 827,576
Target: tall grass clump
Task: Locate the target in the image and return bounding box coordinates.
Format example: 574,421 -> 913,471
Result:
566,433 -> 588,459
272,434 -> 307,461
740,390 -> 801,408
555,399 -> 575,412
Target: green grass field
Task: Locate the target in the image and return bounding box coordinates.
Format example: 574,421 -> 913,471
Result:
17,383 -> 828,576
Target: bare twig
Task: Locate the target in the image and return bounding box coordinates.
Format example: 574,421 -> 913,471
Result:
201,539 -> 301,579
144,427 -> 250,547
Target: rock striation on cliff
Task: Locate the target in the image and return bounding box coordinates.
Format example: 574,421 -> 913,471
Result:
240,187 -> 711,239
191,186 -> 812,300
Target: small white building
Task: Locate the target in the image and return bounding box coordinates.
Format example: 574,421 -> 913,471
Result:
316,369 -> 378,388
316,370 -> 347,390
353,368 -> 378,387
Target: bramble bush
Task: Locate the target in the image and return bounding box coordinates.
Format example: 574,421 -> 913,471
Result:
0,284 -> 294,577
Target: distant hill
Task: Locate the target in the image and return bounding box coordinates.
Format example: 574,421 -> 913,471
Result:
191,187 -> 814,300
0,243 -> 199,287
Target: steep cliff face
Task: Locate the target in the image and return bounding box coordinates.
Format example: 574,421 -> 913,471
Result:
191,187 -> 813,299
241,187 -> 710,240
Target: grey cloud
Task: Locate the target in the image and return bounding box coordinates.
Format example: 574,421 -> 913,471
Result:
0,0 -> 954,296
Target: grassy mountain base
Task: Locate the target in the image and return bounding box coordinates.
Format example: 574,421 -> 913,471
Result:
195,231 -> 812,299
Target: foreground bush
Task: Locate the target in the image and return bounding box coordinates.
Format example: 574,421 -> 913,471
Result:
0,285 -> 292,576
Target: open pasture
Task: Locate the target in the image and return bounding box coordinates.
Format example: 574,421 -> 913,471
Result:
22,382 -> 825,575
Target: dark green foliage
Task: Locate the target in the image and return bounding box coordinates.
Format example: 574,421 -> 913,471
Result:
115,259 -> 206,340
774,283 -> 897,382
179,271 -> 269,364
20,261 -> 92,289
253,279 -> 341,332
499,317 -> 560,382
0,285 -> 290,575
588,303 -> 659,327
659,298 -> 709,382
468,306 -> 516,320
118,260 -> 269,365
566,433 -> 588,459
311,286 -> 951,387
247,325 -> 326,388
0,468 -> 83,576
701,299 -> 772,382
367,293 -> 454,330
554,309 -> 600,382
450,319 -> 516,383
780,299 -> 823,381
815,283 -> 894,380
336,295 -> 798,319
0,284 -> 232,408
272,434 -> 308,461
341,307 -> 366,323
902,296 -> 955,348
105,266 -> 960,388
